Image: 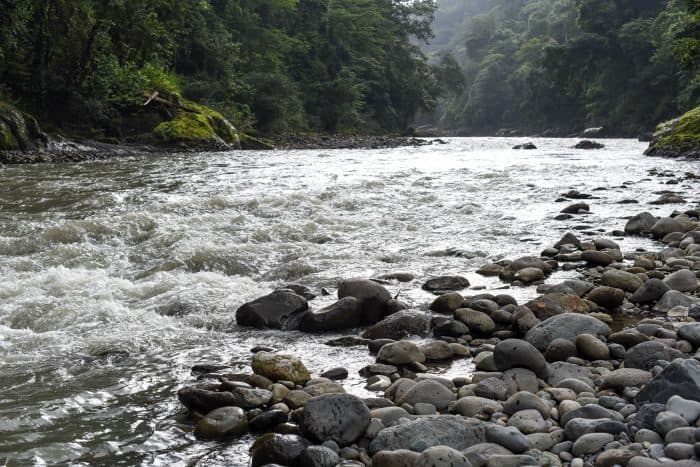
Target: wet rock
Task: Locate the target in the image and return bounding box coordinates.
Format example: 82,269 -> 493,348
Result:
226,386 -> 272,409
368,415 -> 486,454
624,341 -> 684,371
194,406 -> 248,439
321,368 -> 348,380
526,314 -> 610,351
587,286 -> 625,309
655,290 -> 698,313
396,379 -> 456,411
625,212 -> 657,235
601,269 -> 643,292
507,409 -> 547,434
651,217 -> 690,239
420,341 -> 455,361
280,283 -> 317,300
561,202 -> 590,214
299,446 -> 341,467
635,359 -> 700,405
575,334 -> 610,361
565,418 -> 627,440
301,394 -> 370,446
250,409 -> 289,432
511,256 -> 549,272
547,362 -> 594,387
678,323 -> 700,347
178,386 -> 241,413
582,250 -> 614,266
503,391 -> 550,418
572,433 -> 614,456
455,309 -> 496,335
664,269 -> 698,293
250,433 -> 311,467
514,267 -> 544,283
422,276 -> 470,293
544,338 -> 578,362
433,319 -> 470,338
236,290 -> 309,329
429,292 -> 464,314
452,396 -> 504,417
600,368 -> 652,391
513,142 -> 537,149
377,341 -> 426,365
575,140 -> 604,149
630,279 -> 671,303
362,311 -> 431,340
338,278 -> 392,324
252,352 -> 310,385
595,448 -> 636,466
298,297 -> 363,332
485,424 -> 529,453
416,446 -> 472,467
493,339 -> 548,378
371,449 -> 421,467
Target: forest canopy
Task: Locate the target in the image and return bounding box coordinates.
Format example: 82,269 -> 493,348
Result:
427,0 -> 700,136
0,0 -> 438,137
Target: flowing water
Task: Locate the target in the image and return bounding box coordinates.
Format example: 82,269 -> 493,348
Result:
1,138 -> 699,466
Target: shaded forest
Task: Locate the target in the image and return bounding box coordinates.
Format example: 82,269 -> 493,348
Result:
427,0 -> 700,136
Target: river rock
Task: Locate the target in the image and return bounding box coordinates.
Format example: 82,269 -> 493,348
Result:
455,308 -> 496,335
547,362 -> 594,387
194,406 -> 248,439
514,267 -> 544,283
560,404 -> 624,428
561,202 -> 590,213
678,323 -> 700,347
572,432 -> 614,456
564,418 -> 627,440
600,368 -> 652,391
252,352 -> 311,384
416,446 -> 472,467
250,433 -> 311,467
664,269 -> 698,293
371,450 -> 421,467
511,256 -> 548,271
338,278 -> 392,324
396,379 -> 456,411
507,409 -> 547,434
582,250 -> 615,266
178,386 -> 241,413
377,341 -> 426,365
420,341 -> 455,361
503,391 -> 550,417
652,217 -> 688,239
526,314 -> 610,351
368,415 -> 486,454
429,292 -> 464,314
587,286 -> 625,308
624,341 -> 684,371
544,338 -> 578,362
249,409 -> 289,432
298,297 -> 362,332
452,396 -> 503,417
301,394 -> 370,445
422,276 -> 470,293
667,395 -> 700,423
236,290 -> 309,329
635,359 -> 700,405
625,212 -> 657,235
228,386 -> 272,409
362,311 -> 431,340
485,425 -> 529,453
575,334 -> 610,361
630,278 -> 671,303
493,339 -> 548,378
655,411 -> 689,436
655,290 -> 698,313
601,269 -> 643,292
463,444 -> 512,467
299,446 -> 341,467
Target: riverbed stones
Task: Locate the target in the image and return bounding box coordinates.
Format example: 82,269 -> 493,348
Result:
299,445 -> 341,467
396,379 -> 456,410
422,275 -> 470,293
575,334 -> 610,361
652,217 -> 689,239
667,395 -> 700,423
429,292 -> 464,314
572,433 -> 614,456
377,341 -> 426,365
625,212 -> 657,235
368,415 -> 486,454
635,359 -> 700,405
664,269 -> 698,292
194,406 -> 248,439
493,339 -> 548,378
252,352 -> 311,385
678,323 -> 700,347
455,308 -> 496,335
362,311 -> 431,340
301,394 -> 370,445
250,433 -> 311,467
587,286 -> 625,308
601,269 -> 644,292
544,338 -> 578,362
582,250 -> 615,266
631,278 -> 671,303
420,341 -> 455,361
503,391 -> 550,417
600,368 -> 653,391
564,418 -> 627,440
514,267 -> 544,283
452,396 -> 503,417
338,278 -> 392,324
624,341 -> 684,371
371,449 -> 421,467
508,409 -> 547,434
236,290 -> 309,329
298,297 -> 362,332
416,446 -> 472,467
562,202 -> 590,214
655,290 -> 698,313
526,314 -> 610,351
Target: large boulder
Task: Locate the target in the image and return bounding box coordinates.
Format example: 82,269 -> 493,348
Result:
625,212 -> 657,235
236,290 -> 308,329
338,278 -> 392,324
298,297 -> 363,332
250,433 -> 311,467
369,416 -> 486,454
153,101 -> 241,147
493,339 -> 548,378
362,311 -> 431,340
525,314 -> 610,351
635,359 -> 700,406
300,394 -> 371,446
664,269 -> 698,293
252,352 -> 311,384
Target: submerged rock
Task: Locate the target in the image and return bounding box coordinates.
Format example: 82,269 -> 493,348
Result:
195,406 -> 248,439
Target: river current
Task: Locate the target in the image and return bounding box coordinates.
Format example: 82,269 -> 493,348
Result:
1,138 -> 698,466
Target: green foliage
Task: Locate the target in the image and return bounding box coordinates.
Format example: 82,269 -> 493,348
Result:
0,0 -> 438,136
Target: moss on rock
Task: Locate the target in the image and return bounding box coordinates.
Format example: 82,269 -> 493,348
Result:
645,106 -> 700,158
152,100 -> 240,148
0,101 -> 47,151
0,121 -> 19,150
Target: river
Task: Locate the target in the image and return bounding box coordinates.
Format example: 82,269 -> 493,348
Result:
0,138 -> 698,465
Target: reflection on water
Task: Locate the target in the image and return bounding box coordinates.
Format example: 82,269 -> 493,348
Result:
0,138 -> 698,464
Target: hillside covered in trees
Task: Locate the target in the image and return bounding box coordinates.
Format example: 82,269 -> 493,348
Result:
427,0 -> 700,137
0,0 -> 438,142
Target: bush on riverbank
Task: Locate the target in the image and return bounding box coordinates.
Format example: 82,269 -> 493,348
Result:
646,106 -> 700,158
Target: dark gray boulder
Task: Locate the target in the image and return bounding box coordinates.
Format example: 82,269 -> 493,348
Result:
338,278 -> 392,325
525,313 -> 610,351
361,310 -> 431,340
300,394 -> 371,446
635,359 -> 700,406
298,297 -> 363,332
236,290 -> 308,329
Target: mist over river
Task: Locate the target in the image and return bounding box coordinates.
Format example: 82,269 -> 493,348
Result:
1,138 -> 699,466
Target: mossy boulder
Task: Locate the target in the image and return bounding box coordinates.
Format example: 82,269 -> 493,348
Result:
645,106 -> 700,158
0,101 -> 47,150
152,101 -> 240,148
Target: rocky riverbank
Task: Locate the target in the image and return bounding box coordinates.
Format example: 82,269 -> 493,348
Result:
173,199 -> 700,466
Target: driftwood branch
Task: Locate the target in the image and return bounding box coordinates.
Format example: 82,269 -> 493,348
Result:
142,91 -> 198,113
